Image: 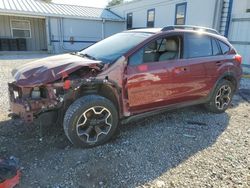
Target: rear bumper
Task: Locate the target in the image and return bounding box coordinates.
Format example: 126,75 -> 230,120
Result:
237,67 -> 243,90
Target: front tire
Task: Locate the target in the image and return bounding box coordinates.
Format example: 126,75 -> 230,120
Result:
63,95 -> 118,148
205,80 -> 235,113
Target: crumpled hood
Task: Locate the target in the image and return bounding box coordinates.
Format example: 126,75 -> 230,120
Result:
14,53 -> 102,87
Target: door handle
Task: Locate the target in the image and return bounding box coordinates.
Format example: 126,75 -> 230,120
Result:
182,67 -> 188,71
173,67 -> 188,74
216,61 -> 223,67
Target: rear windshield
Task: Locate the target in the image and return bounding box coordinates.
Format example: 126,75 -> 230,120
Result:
80,32 -> 153,63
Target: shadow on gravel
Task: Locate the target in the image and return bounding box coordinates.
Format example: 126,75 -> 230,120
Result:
107,106 -> 230,187
0,103 -> 233,187
238,89 -> 250,103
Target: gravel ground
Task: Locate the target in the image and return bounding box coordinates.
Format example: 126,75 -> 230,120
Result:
0,54 -> 249,188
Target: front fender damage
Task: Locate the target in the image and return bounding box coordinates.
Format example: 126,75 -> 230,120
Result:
8,77 -> 120,124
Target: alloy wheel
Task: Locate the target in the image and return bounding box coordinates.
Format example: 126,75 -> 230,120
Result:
76,106 -> 112,143
215,85 -> 232,110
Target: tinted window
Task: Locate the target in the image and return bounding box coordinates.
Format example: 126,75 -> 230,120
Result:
175,3 -> 187,25
147,9 -> 155,28
129,36 -> 181,65
212,39 -> 221,55
185,34 -> 212,58
218,41 -> 230,54
127,13 -> 133,29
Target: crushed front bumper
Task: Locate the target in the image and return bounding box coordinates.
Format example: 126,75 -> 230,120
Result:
8,83 -> 32,123
8,82 -> 61,123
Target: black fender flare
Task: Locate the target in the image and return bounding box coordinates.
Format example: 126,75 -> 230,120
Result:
208,71 -> 238,101
69,78 -> 122,116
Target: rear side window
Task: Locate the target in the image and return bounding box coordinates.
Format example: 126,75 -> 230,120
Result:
212,39 -> 221,55
185,34 -> 212,58
218,41 -> 230,54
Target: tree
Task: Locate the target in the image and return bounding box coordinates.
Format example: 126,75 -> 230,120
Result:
107,0 -> 124,7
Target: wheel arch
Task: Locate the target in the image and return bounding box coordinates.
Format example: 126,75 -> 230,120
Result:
219,72 -> 238,91
77,83 -> 121,116
210,72 -> 238,100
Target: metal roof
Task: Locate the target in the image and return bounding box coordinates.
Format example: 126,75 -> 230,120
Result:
0,0 -> 124,21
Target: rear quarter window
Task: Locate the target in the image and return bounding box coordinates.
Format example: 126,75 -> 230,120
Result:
212,39 -> 221,55
218,40 -> 230,54
184,34 -> 213,58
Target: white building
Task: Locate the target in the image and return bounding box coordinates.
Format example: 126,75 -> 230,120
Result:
229,0 -> 250,66
0,0 -> 249,66
110,0 -> 250,65
0,0 -> 124,53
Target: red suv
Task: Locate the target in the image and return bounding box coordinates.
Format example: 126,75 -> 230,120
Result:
8,26 -> 242,147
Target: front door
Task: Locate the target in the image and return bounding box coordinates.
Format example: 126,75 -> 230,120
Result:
125,35 -> 193,113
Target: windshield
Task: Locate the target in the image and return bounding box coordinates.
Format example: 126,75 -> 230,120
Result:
79,32 -> 153,63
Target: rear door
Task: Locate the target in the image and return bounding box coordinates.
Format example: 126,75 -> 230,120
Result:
181,33 -> 218,99
204,39 -> 233,88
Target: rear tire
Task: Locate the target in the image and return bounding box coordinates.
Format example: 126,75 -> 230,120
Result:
205,80 -> 235,114
63,95 -> 118,148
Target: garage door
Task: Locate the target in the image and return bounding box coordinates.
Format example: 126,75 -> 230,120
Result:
228,17 -> 250,66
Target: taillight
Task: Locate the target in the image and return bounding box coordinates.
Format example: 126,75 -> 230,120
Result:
63,80 -> 71,90
234,54 -> 242,64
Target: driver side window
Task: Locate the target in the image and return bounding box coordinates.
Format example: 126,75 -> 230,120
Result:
129,35 -> 182,66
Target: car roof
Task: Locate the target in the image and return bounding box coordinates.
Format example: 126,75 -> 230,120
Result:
125,28 -> 163,33
125,27 -> 228,43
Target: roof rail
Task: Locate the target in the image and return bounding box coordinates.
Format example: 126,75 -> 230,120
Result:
162,25 -> 220,35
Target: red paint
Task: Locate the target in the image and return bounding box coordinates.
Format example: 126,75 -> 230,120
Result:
63,80 -> 71,90
13,54 -> 102,87
61,71 -> 69,79
126,57 -> 212,112
0,171 -> 20,188
8,28 -> 243,123
138,64 -> 148,72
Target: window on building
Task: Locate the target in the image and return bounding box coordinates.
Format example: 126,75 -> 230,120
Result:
127,13 -> 133,30
185,34 -> 213,58
147,9 -> 155,28
11,20 -> 31,38
175,3 -> 187,25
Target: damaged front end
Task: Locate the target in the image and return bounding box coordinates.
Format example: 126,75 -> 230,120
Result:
8,76 -> 118,124
8,53 -> 110,124
8,81 -> 66,123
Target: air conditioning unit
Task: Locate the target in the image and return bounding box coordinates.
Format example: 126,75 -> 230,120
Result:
0,39 -> 10,51
0,38 -> 27,51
